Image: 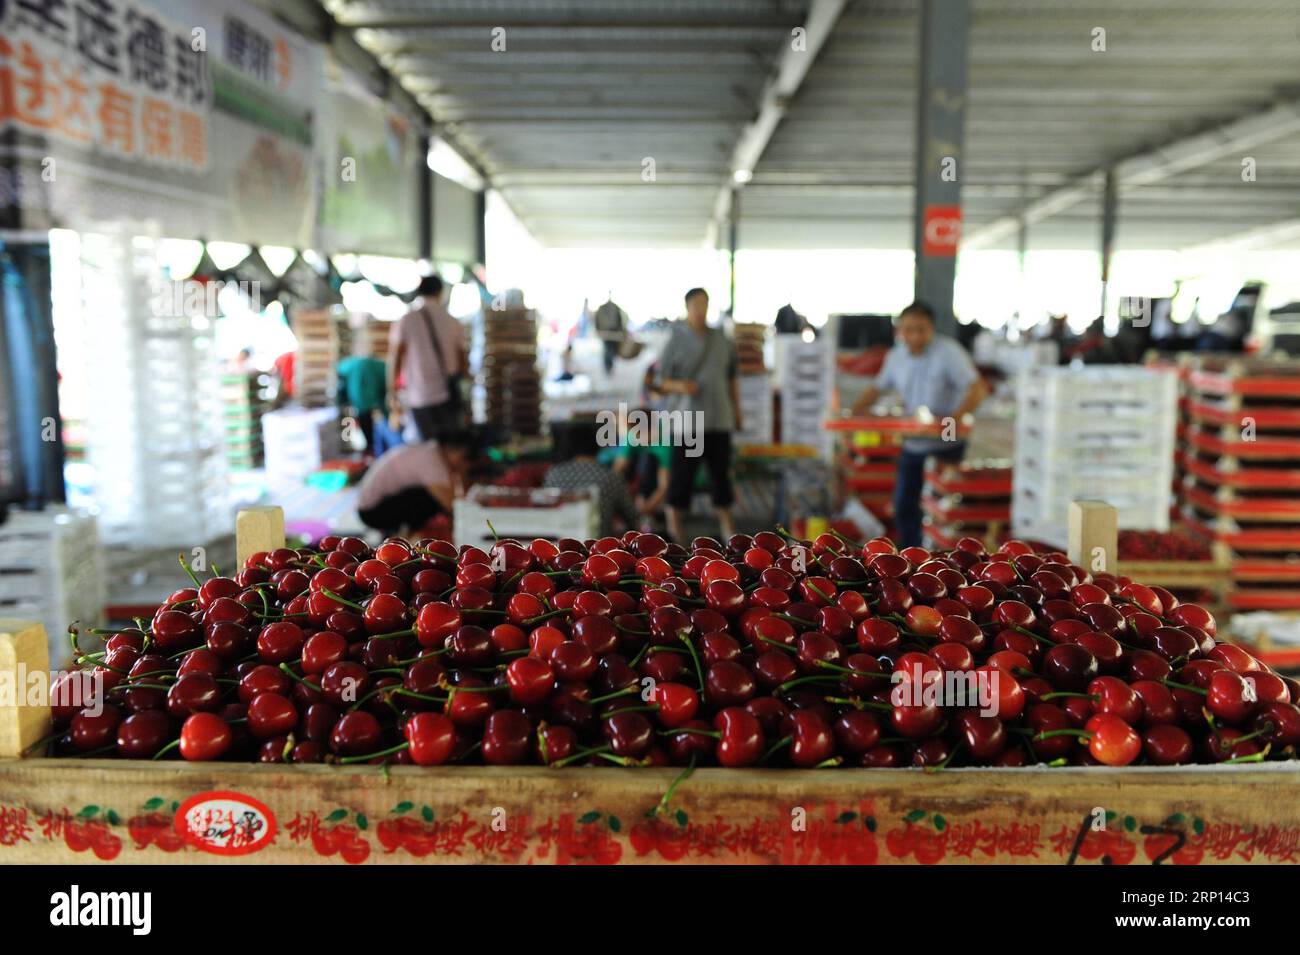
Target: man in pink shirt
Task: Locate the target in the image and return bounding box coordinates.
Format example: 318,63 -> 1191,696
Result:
388,275 -> 468,441
355,432 -> 473,537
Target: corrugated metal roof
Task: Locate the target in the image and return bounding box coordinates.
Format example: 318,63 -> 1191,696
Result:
332,0 -> 1300,249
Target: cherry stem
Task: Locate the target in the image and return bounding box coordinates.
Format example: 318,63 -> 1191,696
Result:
627,641 -> 652,668
758,636 -> 796,654
1163,679 -> 1208,696
1034,728 -> 1091,742
813,658 -> 887,680
587,685 -> 639,705
553,744 -> 611,768
523,609 -> 568,626
679,632 -> 704,690
177,554 -> 203,589
1222,745 -> 1270,765
773,612 -> 815,629
337,741 -> 410,765
924,738 -> 965,774
151,739 -> 181,760
824,694 -> 891,712
615,622 -> 651,636
814,756 -> 843,768
1039,691 -> 1098,701
322,588 -> 366,612
277,663 -> 322,692
760,735 -> 792,764
369,627 -> 417,641
604,705 -> 660,716
651,756 -> 696,817
777,675 -> 842,693
22,727 -> 65,756
658,727 -> 720,739
391,688 -> 450,704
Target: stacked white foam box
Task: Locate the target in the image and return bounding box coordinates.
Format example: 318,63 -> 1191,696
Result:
262,407 -> 344,483
454,487 -> 598,549
775,335 -> 833,457
1012,366 -> 1178,548
734,374 -> 774,447
0,507 -> 106,667
73,234 -> 231,548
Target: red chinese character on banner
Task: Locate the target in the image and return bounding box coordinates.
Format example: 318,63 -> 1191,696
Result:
0,806 -> 32,846
176,108 -> 205,167
96,79 -> 133,153
141,95 -> 172,158
0,38 -> 14,122
54,61 -> 92,141
16,41 -> 60,128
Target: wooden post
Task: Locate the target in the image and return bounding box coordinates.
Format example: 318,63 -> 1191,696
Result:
236,506 -> 286,569
0,620 -> 51,758
1068,501 -> 1118,575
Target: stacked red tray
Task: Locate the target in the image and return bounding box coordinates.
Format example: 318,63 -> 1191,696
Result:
1179,355 -> 1300,610
922,463 -> 1013,550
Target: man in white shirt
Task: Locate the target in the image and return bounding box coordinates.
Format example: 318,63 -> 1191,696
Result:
388,275 -> 468,441
851,301 -> 988,548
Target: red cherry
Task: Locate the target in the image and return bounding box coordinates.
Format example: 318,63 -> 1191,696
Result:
247,692 -> 298,739
1085,714 -> 1140,766
788,710 -> 835,767
415,602 -> 461,648
180,712 -> 232,761
404,712 -> 456,766
654,683 -> 700,728
505,656 -> 555,705
329,711 -> 382,756
1142,724 -> 1193,765
301,631 -> 348,675
713,707 -> 764,767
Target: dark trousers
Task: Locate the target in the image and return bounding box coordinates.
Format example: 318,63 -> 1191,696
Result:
356,410 -> 376,452
893,443 -> 965,549
411,402 -> 461,442
667,431 -> 734,509
358,487 -> 443,538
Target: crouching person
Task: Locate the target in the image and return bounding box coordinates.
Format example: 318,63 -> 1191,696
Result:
355,431 -> 473,538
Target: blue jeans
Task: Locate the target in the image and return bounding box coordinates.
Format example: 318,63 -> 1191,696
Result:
893,443 -> 965,549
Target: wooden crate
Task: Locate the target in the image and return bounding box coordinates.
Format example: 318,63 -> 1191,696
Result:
1,507 -> 1298,865
1,759 -> 1298,864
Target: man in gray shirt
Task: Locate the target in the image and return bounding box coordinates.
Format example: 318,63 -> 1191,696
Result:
851,301 -> 988,548
656,288 -> 742,542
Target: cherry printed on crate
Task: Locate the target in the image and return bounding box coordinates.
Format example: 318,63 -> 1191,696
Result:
35,528 -> 1299,773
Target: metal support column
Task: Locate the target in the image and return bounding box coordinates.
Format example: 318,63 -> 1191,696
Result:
1099,168 -> 1118,321
475,189 -> 488,269
912,0 -> 970,337
728,187 -> 739,318
418,135 -> 434,262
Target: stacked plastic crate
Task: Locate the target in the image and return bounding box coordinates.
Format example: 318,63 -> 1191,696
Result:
73,233 -> 230,548
482,308 -> 542,436
1180,355 -> 1300,612
923,462 -> 1014,550
774,334 -> 832,457
1012,366 -> 1178,549
222,372 -> 270,471
732,324 -> 773,447
0,507 -> 106,666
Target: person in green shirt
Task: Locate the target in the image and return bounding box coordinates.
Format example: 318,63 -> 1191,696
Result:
337,353 -> 387,455
609,426 -> 672,532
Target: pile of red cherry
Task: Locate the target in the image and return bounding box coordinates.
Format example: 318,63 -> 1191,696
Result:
45,530 -> 1300,771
